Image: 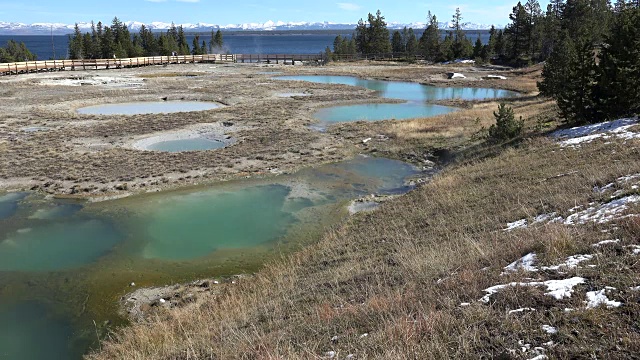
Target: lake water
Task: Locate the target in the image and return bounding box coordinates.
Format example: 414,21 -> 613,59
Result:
276,75 -> 519,123
0,31 -> 492,61
0,155 -> 420,359
77,101 -> 220,116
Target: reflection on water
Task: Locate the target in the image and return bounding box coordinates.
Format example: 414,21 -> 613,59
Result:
276,75 -> 519,123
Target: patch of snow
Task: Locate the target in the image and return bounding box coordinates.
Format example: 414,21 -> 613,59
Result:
460,302 -> 471,307
594,183 -> 615,193
454,59 -> 475,64
542,325 -> 558,334
533,213 -> 560,224
481,277 -> 585,303
552,118 -> 640,147
629,245 -> 640,255
541,254 -> 594,271
585,289 -> 622,309
592,239 -> 620,247
528,356 -> 548,360
504,219 -> 528,231
503,253 -> 538,273
359,333 -> 368,338
447,72 -> 466,79
486,74 -> 507,80
544,277 -> 587,299
509,307 -> 536,314
630,286 -> 640,291
564,195 -> 640,225
324,351 -> 336,359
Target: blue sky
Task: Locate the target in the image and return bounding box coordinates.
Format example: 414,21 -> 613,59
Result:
0,1 -> 552,25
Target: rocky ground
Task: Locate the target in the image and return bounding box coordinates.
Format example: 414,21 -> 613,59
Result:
0,61 -> 531,199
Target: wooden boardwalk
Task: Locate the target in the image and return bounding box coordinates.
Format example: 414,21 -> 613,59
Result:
0,53 -> 327,76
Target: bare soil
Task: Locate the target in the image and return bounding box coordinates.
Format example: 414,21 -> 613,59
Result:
0,61 -> 535,199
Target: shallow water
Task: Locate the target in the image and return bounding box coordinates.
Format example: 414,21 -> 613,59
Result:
315,102 -> 457,123
77,101 -> 220,116
275,75 -> 518,123
0,301 -> 78,360
145,138 -> 226,152
0,192 -> 28,220
0,156 -> 419,359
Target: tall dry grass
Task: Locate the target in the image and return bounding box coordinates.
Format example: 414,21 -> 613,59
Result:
90,133 -> 640,359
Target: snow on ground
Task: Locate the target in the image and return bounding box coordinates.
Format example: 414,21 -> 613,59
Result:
585,288 -> 623,309
481,277 -> 586,303
542,325 -> 558,334
509,307 -> 536,314
540,254 -> 594,271
592,239 -> 620,247
503,253 -> 594,274
504,219 -> 528,231
564,195 -> 640,224
503,253 -> 538,273
551,118 -> 640,147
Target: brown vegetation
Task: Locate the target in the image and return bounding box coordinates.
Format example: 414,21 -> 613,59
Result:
91,131 -> 640,358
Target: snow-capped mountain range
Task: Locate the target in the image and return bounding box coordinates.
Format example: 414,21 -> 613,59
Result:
0,20 -> 501,35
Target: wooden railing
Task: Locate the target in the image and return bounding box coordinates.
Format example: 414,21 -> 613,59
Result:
0,54 -> 237,76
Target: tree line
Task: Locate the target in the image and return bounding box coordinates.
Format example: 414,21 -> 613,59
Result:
539,0 -> 640,124
67,17 -> 224,59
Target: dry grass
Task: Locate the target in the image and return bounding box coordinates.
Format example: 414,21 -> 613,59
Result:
90,130 -> 640,359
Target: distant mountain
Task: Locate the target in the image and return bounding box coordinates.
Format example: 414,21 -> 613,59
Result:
0,20 -> 502,35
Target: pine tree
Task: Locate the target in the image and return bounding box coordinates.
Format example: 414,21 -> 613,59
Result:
68,24 -> 84,59
488,103 -> 524,141
214,30 -> 224,48
419,11 -> 441,62
367,10 -> 392,54
451,7 -> 469,58
177,26 -> 190,55
525,0 -> 543,60
391,31 -> 404,52
473,34 -> 484,59
505,2 -> 531,62
405,28 -> 418,55
594,2 -> 640,118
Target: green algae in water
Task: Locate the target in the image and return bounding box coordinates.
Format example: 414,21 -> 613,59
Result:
142,185 -> 298,260
0,219 -> 123,272
0,192 -> 28,220
0,301 -> 78,360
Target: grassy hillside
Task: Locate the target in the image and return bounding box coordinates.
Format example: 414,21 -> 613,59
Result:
90,108 -> 640,358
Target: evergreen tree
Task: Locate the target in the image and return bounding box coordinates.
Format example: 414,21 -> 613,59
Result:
593,2 -> 640,118
440,32 -> 455,60
525,0 -> 543,60
354,18 -> 368,53
177,26 -> 190,55
391,30 -> 404,52
214,29 -> 224,48
505,2 -> 531,62
488,103 -> 524,141
405,28 -> 418,55
473,34 -> 484,59
451,7 -> 470,58
68,24 -> 84,59
0,40 -> 36,62
367,10 -> 392,54
419,11 -> 441,62
192,35 -> 202,55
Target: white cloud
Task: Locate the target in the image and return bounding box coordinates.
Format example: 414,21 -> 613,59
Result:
337,2 -> 361,11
